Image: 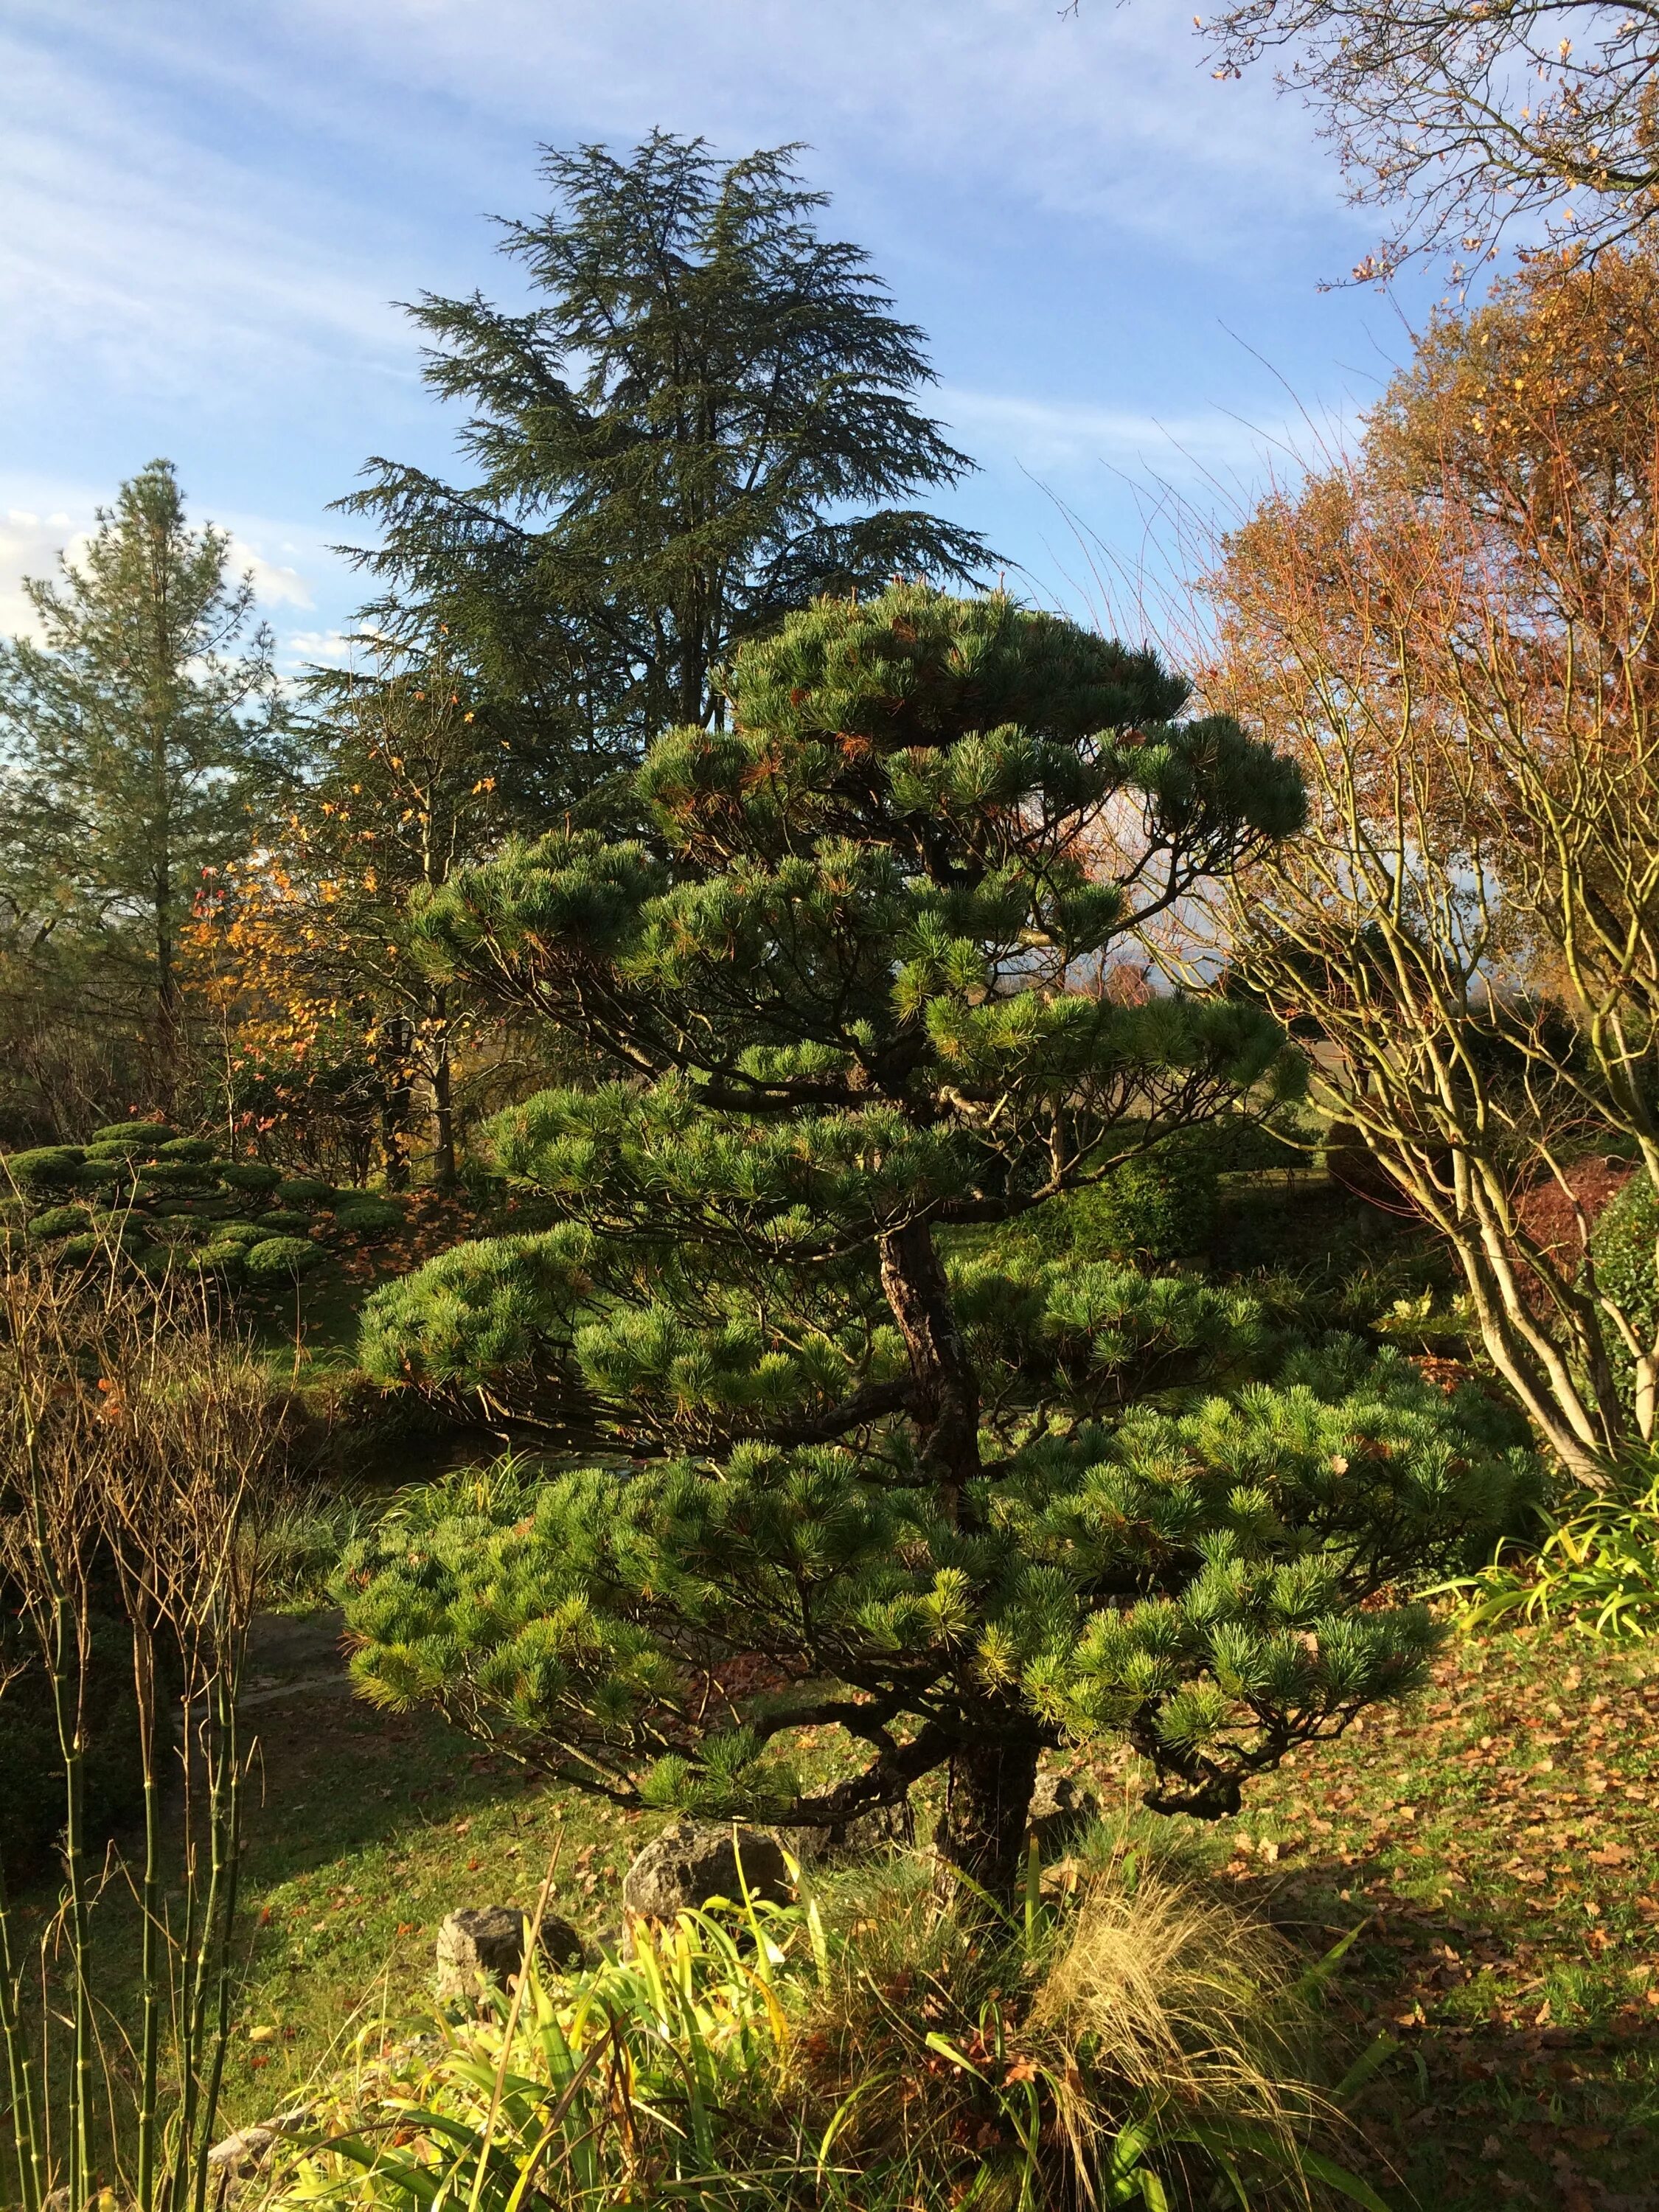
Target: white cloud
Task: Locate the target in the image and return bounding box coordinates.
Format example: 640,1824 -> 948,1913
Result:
0,504 -> 82,640
282,628 -> 352,665
228,540 -> 313,610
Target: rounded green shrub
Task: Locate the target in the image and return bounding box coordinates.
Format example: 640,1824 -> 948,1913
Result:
135,1246 -> 176,1279
75,1155 -> 133,1190
27,1203 -> 92,1241
276,1177 -> 335,1206
91,1120 -> 172,1150
156,1136 -> 217,1162
1034,1135 -> 1221,1265
220,1160 -> 282,1193
55,1232 -> 102,1267
256,1208 -> 316,1237
189,1242 -> 247,1278
244,1235 -> 323,1279
136,1158 -> 218,1191
333,1197 -> 403,1238
210,1219 -> 274,1248
7,1146 -> 87,1194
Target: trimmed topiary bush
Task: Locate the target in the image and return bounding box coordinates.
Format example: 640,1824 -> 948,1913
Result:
27,1204 -> 93,1241
135,1159 -> 218,1191
8,1146 -> 87,1194
188,1242 -> 247,1278
156,1136 -> 217,1162
1031,1135 -> 1222,1265
210,1219 -> 276,1248
90,1120 -> 173,1150
244,1236 -> 323,1279
220,1160 -> 282,1193
333,1197 -> 403,1238
276,1177 -> 334,1206
55,1232 -> 102,1267
76,1155 -> 134,1191
1590,1175 -> 1659,1402
254,1208 -> 316,1237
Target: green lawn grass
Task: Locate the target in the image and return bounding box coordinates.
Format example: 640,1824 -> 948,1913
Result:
14,1604 -> 1659,2205
1120,1621 -> 1659,2207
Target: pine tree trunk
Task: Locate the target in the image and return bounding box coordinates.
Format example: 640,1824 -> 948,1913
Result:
878,1219 -> 981,1517
934,1733 -> 1042,1900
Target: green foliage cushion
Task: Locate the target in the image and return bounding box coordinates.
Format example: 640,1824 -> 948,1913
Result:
276,1177 -> 335,1206
8,1146 -> 86,1194
219,1160 -> 283,1193
156,1136 -> 218,1162
90,1121 -> 172,1150
211,1219 -> 279,1248
343,1340 -> 1528,1823
1032,1135 -> 1222,1265
136,1158 -> 217,1190
1590,1175 -> 1658,1399
189,1242 -> 247,1276
333,1197 -> 404,1238
359,1229 -> 594,1388
55,1232 -> 102,1267
27,1203 -> 92,1241
254,1208 -> 316,1237
75,1156 -> 134,1190
243,1235 -> 323,1278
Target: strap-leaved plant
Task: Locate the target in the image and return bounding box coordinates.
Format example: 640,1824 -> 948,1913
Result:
344,585 -> 1528,1893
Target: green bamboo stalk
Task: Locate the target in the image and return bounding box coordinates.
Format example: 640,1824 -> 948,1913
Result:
165,1670 -> 215,2212
0,1850 -> 45,2212
131,1611 -> 162,2212
189,1661 -> 243,2212
29,1473 -> 92,2212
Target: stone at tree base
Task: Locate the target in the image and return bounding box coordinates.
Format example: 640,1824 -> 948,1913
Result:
621,1818 -> 793,1922
1026,1772 -> 1099,1854
783,1795 -> 915,1865
435,1904 -> 585,1999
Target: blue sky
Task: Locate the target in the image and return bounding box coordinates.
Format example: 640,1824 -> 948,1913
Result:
1,0 -> 1441,670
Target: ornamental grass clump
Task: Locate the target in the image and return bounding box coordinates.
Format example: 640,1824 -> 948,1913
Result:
344,584 -> 1530,1893
264,1854 -> 1378,2212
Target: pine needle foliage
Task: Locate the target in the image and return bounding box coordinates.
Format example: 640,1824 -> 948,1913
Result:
344,584 -> 1528,1890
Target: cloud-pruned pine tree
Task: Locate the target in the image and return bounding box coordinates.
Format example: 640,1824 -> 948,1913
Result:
342,585 -> 1528,1892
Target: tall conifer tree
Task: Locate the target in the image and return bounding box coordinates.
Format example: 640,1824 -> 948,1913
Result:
339,135 -> 992,768
0,461 -> 293,1093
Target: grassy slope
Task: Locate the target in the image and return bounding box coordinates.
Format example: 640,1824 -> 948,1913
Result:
15,1603 -> 1659,2205
1137,1623 -> 1659,2208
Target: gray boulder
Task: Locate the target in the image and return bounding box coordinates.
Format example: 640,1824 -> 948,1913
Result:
622,1819 -> 793,1922
436,1904 -> 585,2000
1026,1771 -> 1099,1854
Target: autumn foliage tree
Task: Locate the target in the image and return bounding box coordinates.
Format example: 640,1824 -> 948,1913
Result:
190,635 -> 549,1184
1205,245 -> 1659,1481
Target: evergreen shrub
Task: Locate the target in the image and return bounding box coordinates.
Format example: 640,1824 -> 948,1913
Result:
340,585 -> 1528,1890
333,1197 -> 403,1238
8,1146 -> 87,1194
1590,1175 -> 1659,1399
244,1236 -> 323,1279
27,1204 -> 93,1241
220,1161 -> 283,1193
